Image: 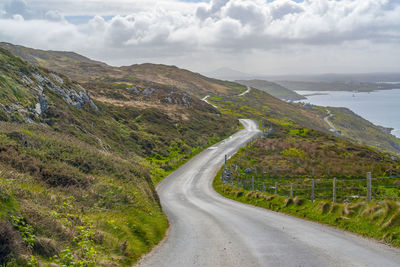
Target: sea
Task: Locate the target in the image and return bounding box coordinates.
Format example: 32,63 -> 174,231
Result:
295,89 -> 400,139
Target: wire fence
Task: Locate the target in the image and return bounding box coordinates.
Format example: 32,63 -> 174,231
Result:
222,168 -> 400,203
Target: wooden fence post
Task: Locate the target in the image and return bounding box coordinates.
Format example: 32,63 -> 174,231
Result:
367,172 -> 372,202
333,177 -> 337,203
290,183 -> 294,198
312,179 -> 315,202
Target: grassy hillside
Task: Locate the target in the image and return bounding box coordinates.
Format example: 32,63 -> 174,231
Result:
2,42 -> 400,265
236,79 -> 305,101
209,88 -> 331,133
212,92 -> 400,246
0,48 -> 238,266
224,130 -> 400,179
304,105 -> 400,153
3,42 -> 398,154
0,43 -> 246,98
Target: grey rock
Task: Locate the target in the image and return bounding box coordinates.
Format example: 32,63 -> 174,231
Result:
165,97 -> 173,104
50,73 -> 64,84
39,96 -> 48,113
32,73 -> 48,83
244,168 -> 253,174
182,96 -> 191,107
21,75 -> 34,85
126,86 -> 140,94
143,88 -> 156,95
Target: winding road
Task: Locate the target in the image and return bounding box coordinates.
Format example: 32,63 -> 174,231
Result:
324,109 -> 341,135
238,86 -> 251,96
137,119 -> 400,267
201,95 -> 218,109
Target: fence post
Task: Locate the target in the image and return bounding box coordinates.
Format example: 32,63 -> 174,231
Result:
275,182 -> 278,195
333,177 -> 337,203
312,179 -> 315,202
328,167 -> 330,177
290,183 -> 294,198
263,182 -> 266,192
367,172 -> 372,202
224,154 -> 227,169
252,176 -> 255,191
312,168 -> 315,177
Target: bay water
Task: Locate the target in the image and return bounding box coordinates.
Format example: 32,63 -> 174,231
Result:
295,89 -> 400,138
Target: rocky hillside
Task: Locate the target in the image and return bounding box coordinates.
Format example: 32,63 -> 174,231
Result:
0,48 -> 238,266
0,42 -> 246,98
307,105 -> 400,153
0,48 -> 98,123
3,42 -> 399,154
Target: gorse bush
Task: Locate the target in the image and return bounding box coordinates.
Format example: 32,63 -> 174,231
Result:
0,143 -> 89,188
0,221 -> 23,265
282,148 -> 306,158
10,216 -> 35,248
230,131 -> 400,178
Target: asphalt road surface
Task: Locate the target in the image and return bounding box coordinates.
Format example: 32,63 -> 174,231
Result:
137,119 -> 400,267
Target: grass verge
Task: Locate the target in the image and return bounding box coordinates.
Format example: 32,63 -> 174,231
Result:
214,168 -> 400,248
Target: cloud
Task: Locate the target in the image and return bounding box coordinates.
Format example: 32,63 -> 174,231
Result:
0,0 -> 399,73
4,0 -> 28,15
44,10 -> 66,22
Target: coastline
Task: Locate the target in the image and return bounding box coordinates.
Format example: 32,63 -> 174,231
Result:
295,89 -> 400,139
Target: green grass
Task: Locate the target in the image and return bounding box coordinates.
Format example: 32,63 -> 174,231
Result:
0,48 -> 240,266
0,124 -> 167,266
236,80 -> 306,101
214,174 -> 400,247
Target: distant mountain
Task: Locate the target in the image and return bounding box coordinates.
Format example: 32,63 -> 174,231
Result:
236,79 -> 306,101
204,67 -> 255,81
262,73 -> 400,83
206,66 -> 400,84
276,80 -> 400,92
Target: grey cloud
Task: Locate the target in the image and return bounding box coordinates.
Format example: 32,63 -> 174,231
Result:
269,0 -> 304,20
0,0 -> 399,73
222,1 -> 266,27
5,0 -> 28,15
44,10 -> 65,22
196,0 -> 229,20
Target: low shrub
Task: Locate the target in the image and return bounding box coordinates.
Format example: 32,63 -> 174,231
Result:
0,221 -> 26,265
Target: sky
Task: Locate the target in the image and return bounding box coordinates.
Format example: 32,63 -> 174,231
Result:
0,0 -> 399,75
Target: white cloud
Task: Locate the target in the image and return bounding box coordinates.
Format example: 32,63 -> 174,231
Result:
44,10 -> 66,22
12,14 -> 24,21
0,0 -> 399,74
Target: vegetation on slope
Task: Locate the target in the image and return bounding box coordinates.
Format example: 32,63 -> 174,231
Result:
0,124 -> 166,266
211,87 -> 400,247
313,106 -> 400,153
2,41 -> 400,265
209,88 -> 331,133
236,79 -> 306,101
215,181 -> 400,247
0,42 -> 247,98
227,130 -> 400,179
4,41 -> 398,154
0,48 -> 238,266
